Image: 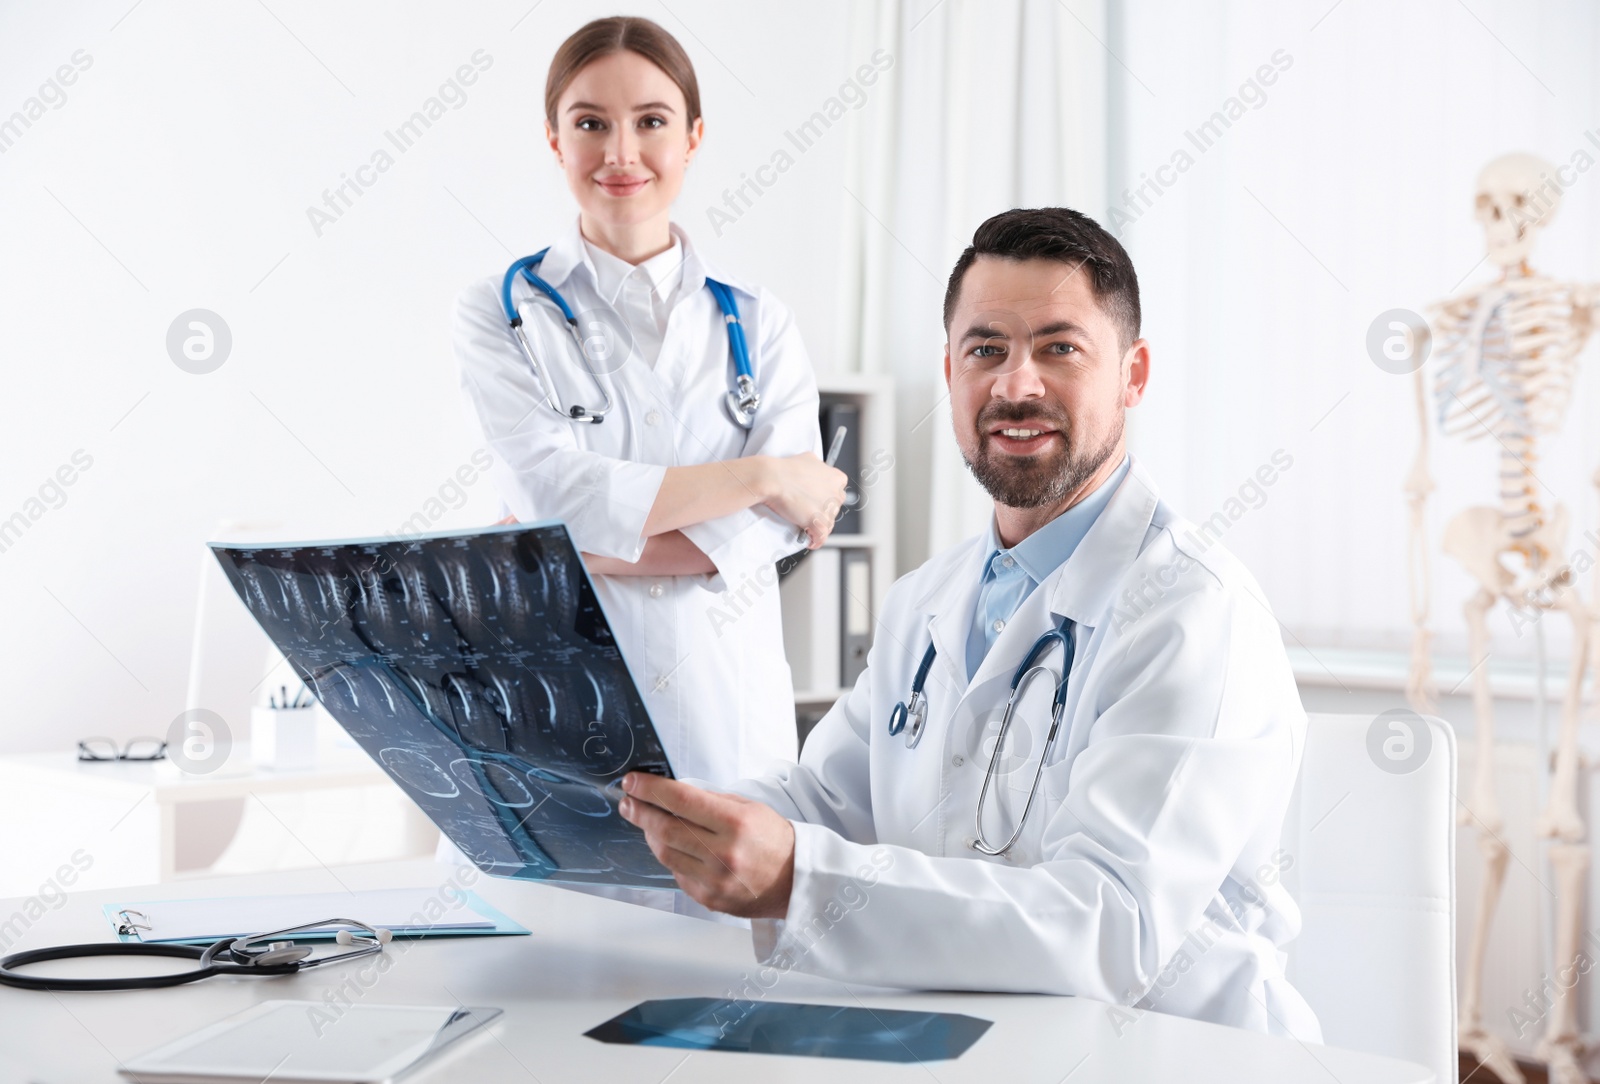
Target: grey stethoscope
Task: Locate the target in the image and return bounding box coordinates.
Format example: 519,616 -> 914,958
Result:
499,250 -> 760,428
888,625 -> 1074,856
0,918 -> 391,992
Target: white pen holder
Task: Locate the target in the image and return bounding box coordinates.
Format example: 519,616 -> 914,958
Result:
251,705 -> 318,771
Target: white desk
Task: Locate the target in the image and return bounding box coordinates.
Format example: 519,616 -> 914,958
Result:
0,860 -> 1434,1083
0,745 -> 434,892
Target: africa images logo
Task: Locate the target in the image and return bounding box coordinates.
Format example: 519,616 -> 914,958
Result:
1366,708 -> 1432,775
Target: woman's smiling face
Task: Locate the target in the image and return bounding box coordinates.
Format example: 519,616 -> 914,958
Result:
546,50 -> 703,232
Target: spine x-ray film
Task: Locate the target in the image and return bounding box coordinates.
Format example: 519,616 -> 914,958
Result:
211,522 -> 675,888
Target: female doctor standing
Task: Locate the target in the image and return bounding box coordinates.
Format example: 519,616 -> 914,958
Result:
454,16 -> 845,792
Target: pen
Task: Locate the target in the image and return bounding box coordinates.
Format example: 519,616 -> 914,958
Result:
795,426 -> 849,545
824,424 -> 848,466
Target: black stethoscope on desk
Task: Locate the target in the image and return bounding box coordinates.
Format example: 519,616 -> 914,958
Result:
888,624 -> 1075,856
0,918 -> 391,992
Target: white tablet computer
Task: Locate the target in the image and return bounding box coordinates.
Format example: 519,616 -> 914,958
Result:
119,1001 -> 501,1084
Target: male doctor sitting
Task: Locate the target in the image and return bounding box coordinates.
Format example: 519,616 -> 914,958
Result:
618,206 -> 1322,1043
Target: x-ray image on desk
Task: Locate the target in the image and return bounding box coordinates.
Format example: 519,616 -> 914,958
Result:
210,522 -> 676,888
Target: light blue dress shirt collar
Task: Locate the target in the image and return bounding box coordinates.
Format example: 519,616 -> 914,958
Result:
965,453 -> 1131,680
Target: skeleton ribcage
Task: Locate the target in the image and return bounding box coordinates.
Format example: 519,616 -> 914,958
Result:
1430,284 -> 1583,538
1433,287 -> 1580,441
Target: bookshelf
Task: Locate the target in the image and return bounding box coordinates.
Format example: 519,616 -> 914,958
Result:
781,373 -> 897,718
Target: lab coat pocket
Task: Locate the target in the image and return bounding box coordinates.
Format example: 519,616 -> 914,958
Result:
1041,662 -> 1095,801
1040,692 -> 1086,803
1041,753 -> 1074,804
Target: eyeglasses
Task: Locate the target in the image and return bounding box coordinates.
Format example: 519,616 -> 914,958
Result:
77,737 -> 168,762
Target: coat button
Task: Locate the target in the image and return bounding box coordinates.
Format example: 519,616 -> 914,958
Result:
965,837 -> 979,850
645,410 -> 662,426
648,582 -> 664,598
951,754 -> 964,767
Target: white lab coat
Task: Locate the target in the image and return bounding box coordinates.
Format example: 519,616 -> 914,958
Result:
453,220 -> 821,787
728,456 -> 1324,1042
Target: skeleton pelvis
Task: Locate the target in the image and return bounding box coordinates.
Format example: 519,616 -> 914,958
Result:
1442,503 -> 1570,597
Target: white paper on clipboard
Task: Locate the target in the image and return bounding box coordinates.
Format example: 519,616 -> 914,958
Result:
112,888 -> 495,943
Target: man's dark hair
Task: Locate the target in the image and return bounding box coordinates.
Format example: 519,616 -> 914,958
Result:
942,207 -> 1141,352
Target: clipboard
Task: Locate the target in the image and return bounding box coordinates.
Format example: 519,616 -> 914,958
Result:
103,887 -> 528,944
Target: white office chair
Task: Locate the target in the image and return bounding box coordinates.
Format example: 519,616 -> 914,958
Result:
1279,711 -> 1457,1084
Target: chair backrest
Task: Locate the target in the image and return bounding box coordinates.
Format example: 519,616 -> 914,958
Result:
1279,711 -> 1456,1084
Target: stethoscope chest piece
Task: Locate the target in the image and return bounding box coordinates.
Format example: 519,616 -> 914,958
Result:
904,702 -> 928,748
887,692 -> 928,749
723,375 -> 760,429
888,639 -> 939,750
249,941 -> 315,966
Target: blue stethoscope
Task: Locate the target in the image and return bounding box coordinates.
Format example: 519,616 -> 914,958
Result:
500,250 -> 760,428
888,625 -> 1074,856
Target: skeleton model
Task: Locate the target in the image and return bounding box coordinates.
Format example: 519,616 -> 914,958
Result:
1407,152 -> 1600,1084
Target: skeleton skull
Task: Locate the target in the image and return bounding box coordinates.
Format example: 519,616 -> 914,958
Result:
1475,152 -> 1559,268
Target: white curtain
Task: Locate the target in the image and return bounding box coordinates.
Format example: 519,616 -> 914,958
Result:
837,0 -> 1109,573
1110,0 -> 1600,660
836,0 -> 1600,659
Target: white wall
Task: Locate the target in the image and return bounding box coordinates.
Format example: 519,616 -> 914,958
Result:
11,0 -> 1600,758
1111,0 -> 1600,663
0,0 -> 866,753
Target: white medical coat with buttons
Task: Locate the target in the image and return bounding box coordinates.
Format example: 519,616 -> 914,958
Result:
730,456 -> 1324,1042
454,220 -> 820,786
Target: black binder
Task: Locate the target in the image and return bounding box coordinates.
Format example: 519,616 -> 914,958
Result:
820,399 -> 862,534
